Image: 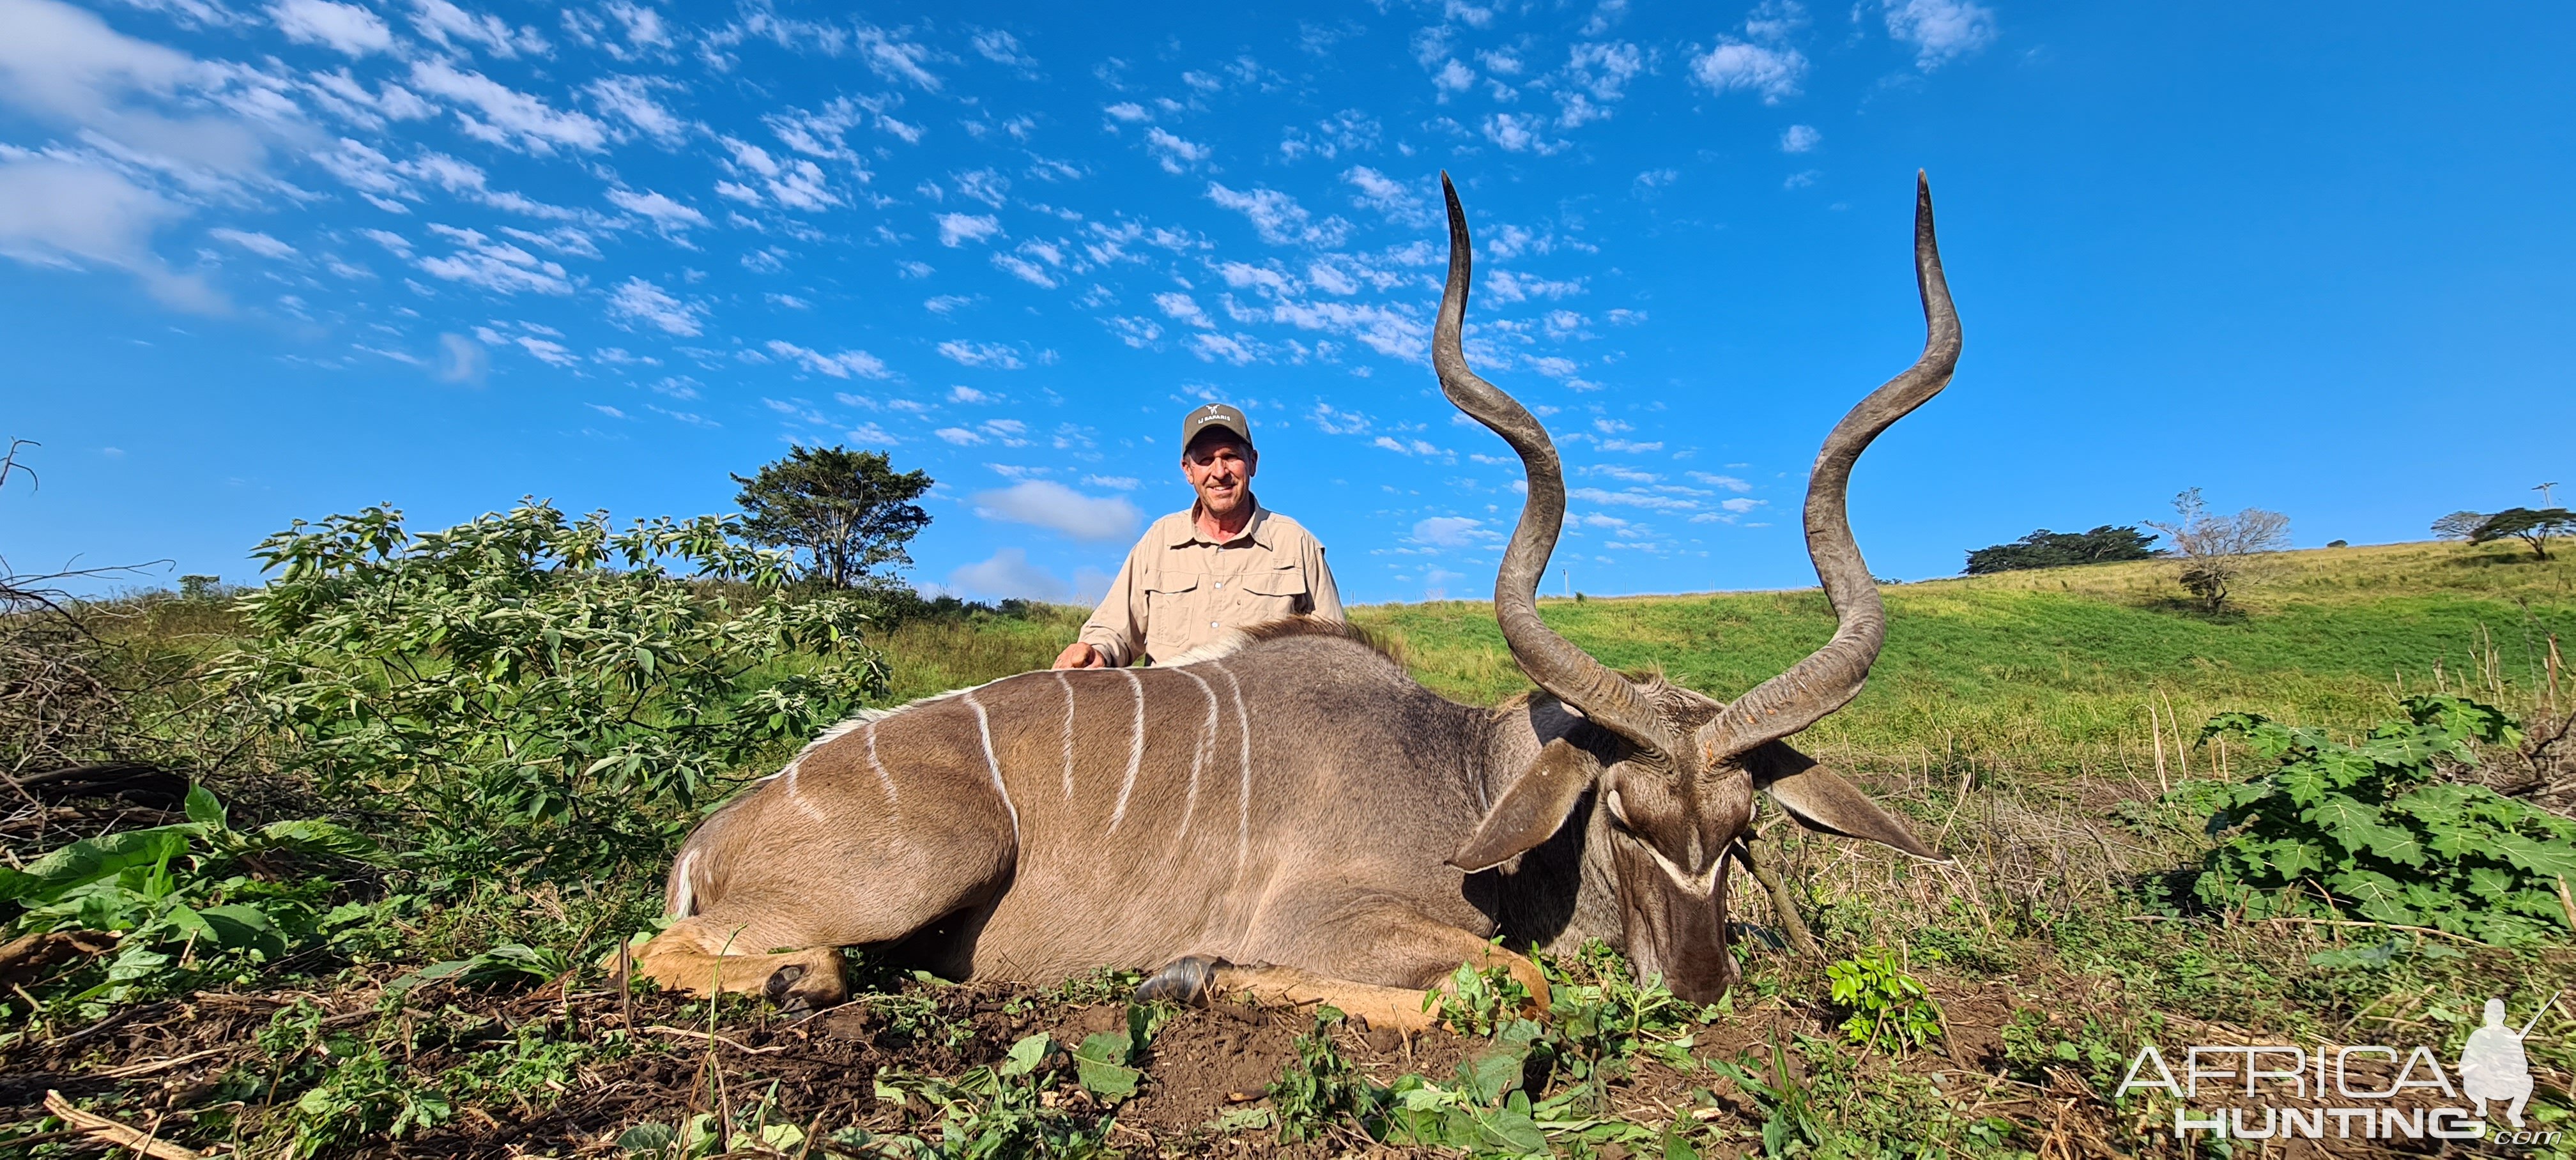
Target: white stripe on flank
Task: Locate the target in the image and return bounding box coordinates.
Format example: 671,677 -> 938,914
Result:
781,760 -> 827,822
1215,662 -> 1252,875
1108,669 -> 1144,831
964,691 -> 1020,843
669,850 -> 699,917
864,720 -> 899,805
1174,669 -> 1219,841
1055,671 -> 1076,798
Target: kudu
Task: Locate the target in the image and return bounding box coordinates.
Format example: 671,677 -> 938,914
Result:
631,172 -> 1961,1030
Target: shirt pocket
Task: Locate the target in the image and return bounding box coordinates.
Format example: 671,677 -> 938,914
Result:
1142,572 -> 1203,659
1234,563 -> 1308,622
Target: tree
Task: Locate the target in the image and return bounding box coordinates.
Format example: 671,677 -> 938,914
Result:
2469,507 -> 2575,561
1963,525 -> 2158,574
2431,510 -> 2488,540
732,446 -> 933,588
2143,488 -> 2290,613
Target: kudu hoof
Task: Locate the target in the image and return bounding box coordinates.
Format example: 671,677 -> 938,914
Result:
1133,955 -> 1225,1005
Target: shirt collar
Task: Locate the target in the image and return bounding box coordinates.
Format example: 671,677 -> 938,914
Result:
1170,498 -> 1271,549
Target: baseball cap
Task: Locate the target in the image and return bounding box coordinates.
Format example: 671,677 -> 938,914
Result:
1181,402 -> 1253,450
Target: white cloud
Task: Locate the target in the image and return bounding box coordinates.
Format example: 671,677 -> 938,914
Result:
971,480 -> 1141,542
1690,41 -> 1805,103
1103,102 -> 1149,123
1153,291 -> 1213,328
1205,183 -> 1350,248
1144,127 -> 1209,173
937,211 -> 1001,247
270,0 -> 394,55
1781,124 -> 1821,153
1572,487 -> 1695,511
937,340 -> 1023,369
1085,474 -> 1138,490
1376,436 -> 1449,457
409,60 -> 607,152
1189,333 -> 1255,365
607,275 -> 702,335
948,385 -> 990,403
1687,471 -> 1753,492
0,160 -> 222,312
1343,165 -> 1431,226
1482,112 -> 1565,155
1433,58 -> 1475,93
971,29 -> 1036,68
408,0 -> 547,58
416,224 -> 571,294
587,75 -> 686,144
1484,269 -> 1584,303
515,335 -> 577,366
1884,0 -> 1997,69
990,250 -> 1058,287
433,332 -> 486,383
765,339 -> 891,379
608,188 -> 707,231
935,427 -> 980,445
210,226 -> 294,257
946,548 -> 1069,602
1411,515 -> 1491,547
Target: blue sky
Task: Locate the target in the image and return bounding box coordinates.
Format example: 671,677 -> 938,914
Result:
3,1 -> 2571,606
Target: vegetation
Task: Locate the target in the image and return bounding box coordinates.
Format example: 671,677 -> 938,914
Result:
5,517 -> 2575,1157
2475,506 -> 2576,561
2143,486 -> 2292,613
1961,525 -> 2156,574
2162,694 -> 2576,943
731,445 -> 934,588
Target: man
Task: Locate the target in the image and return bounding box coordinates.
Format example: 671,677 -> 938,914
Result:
1054,403 -> 1342,669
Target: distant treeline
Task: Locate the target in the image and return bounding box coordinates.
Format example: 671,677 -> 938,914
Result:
1963,526 -> 2159,574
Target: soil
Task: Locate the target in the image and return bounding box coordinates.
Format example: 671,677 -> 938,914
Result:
0,963 -> 2475,1157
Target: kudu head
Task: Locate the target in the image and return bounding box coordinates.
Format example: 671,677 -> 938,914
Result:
1436,172 -> 1959,1002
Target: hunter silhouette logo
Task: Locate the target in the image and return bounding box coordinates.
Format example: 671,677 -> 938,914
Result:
2462,996 -> 2543,1126
2114,991 -> 2561,1145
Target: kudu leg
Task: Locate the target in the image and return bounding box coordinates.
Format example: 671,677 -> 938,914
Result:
1144,907 -> 1551,1035
629,917 -> 852,1011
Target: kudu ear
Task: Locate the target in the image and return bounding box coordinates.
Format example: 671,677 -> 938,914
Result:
1747,744 -> 1949,862
1449,738 -> 1600,873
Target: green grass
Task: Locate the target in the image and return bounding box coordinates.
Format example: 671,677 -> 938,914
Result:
1354,539 -> 2576,775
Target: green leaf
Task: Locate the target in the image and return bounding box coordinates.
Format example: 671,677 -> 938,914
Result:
4,828 -> 192,905
2487,832 -> 2576,878
1000,1032 -> 1052,1078
2264,839 -> 2326,881
1073,1030 -> 1140,1101
254,820 -> 390,866
615,1123 -> 677,1156
2328,869 -> 2415,924
1460,1048 -> 1527,1106
183,784 -> 228,830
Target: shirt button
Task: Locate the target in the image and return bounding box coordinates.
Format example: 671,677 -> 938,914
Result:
1209,621 -> 1219,628
1215,581 -> 1223,589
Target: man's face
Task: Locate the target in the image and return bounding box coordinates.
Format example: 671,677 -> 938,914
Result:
1182,433 -> 1257,517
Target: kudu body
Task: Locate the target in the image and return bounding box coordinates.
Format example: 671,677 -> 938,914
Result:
634,174 -> 1962,1028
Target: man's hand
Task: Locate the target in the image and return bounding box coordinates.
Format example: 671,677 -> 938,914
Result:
1052,641 -> 1107,670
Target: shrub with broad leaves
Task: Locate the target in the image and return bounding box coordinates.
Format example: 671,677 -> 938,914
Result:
2165,695 -> 2576,944
210,502 -> 887,883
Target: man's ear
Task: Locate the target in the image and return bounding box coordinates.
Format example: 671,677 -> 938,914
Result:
1746,743 -> 1947,862
1450,738 -> 1601,872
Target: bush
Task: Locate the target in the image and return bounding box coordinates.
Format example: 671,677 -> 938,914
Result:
2162,695 -> 2576,943
1962,526 -> 2157,574
210,502 -> 887,883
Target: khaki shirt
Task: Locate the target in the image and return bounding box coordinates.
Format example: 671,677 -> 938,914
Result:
1078,501 -> 1344,666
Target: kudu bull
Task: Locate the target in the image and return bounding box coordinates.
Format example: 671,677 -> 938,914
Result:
632,172 -> 1961,1029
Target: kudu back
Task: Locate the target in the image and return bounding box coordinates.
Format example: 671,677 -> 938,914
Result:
634,172 -> 1963,1028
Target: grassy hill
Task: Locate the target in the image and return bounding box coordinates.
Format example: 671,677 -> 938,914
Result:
891,538 -> 2576,777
